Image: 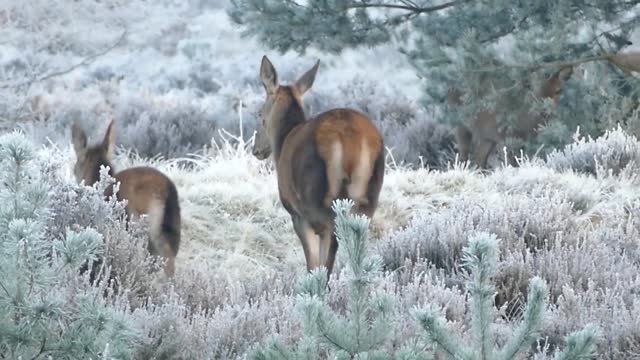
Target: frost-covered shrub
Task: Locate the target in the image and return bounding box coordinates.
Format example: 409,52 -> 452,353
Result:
23,84 -> 259,160
45,167 -> 162,305
0,132 -> 139,358
545,127 -> 640,176
545,285 -> 640,359
132,288 -> 302,359
378,190 -> 578,272
376,166 -> 640,358
385,117 -> 456,168
115,100 -> 218,159
251,205 -> 600,359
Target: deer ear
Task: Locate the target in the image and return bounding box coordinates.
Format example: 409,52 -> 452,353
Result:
294,60 -> 320,95
260,55 -> 278,94
71,122 -> 87,155
102,119 -> 116,158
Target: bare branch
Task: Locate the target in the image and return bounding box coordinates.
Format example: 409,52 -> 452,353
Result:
347,0 -> 463,14
470,54 -> 613,73
607,52 -> 640,74
0,29 -> 128,90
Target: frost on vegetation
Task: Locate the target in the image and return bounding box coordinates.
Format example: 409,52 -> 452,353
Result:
545,126 -> 640,176
45,164 -> 163,304
2,0 -> 450,167
0,123 -> 638,358
0,131 -> 139,359
251,206 -> 600,360
376,165 -> 640,358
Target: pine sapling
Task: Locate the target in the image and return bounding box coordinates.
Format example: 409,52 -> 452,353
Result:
415,232 -> 599,360
251,199 -> 395,359
0,132 -> 140,359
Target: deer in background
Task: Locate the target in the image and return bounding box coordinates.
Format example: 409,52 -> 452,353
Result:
448,66 -> 574,169
71,120 -> 181,277
252,56 -> 385,278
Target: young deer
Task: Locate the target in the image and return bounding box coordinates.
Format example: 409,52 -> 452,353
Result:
71,120 -> 181,277
449,66 -> 574,168
252,56 -> 385,277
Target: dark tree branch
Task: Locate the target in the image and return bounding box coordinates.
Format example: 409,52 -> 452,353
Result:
471,53 -> 624,74
347,0 -> 463,14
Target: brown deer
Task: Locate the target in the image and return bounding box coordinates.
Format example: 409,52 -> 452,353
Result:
449,66 -> 574,169
71,120 -> 181,277
252,56 -> 385,277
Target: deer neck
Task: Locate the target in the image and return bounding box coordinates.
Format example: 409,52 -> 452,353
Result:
272,97 -> 306,161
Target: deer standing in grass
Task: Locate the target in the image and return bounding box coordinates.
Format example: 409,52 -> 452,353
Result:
71,120 -> 181,277
252,56 -> 385,277
449,66 -> 574,169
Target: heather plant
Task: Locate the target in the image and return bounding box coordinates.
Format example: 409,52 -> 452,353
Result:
250,204 -> 601,359
44,164 -> 162,305
545,126 -> 640,176
0,131 -> 139,359
375,160 -> 640,357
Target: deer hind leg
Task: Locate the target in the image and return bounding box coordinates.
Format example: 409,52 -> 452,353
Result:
323,141 -> 345,208
292,215 -> 321,271
153,234 -> 177,277
319,225 -> 339,279
146,199 -> 177,277
347,141 -> 373,208
474,139 -> 496,170
353,151 -> 384,218
162,251 -> 176,277
455,125 -> 473,164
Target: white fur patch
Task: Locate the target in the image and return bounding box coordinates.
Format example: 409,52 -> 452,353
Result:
347,140 -> 372,204
304,225 -> 321,270
324,141 -> 344,207
146,197 -> 166,252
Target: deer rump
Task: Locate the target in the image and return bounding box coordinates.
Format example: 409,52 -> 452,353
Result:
279,108 -> 383,225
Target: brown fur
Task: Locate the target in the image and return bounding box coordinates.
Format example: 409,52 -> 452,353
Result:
71,120 -> 181,277
253,56 -> 384,278
449,66 -> 574,169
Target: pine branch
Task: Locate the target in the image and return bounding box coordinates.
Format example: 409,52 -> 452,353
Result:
479,14 -> 529,43
497,277 -> 547,360
0,277 -> 12,298
554,324 -> 600,360
415,307 -> 470,359
464,234 -> 498,360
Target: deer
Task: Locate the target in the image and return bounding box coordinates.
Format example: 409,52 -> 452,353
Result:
71,119 -> 181,277
448,66 -> 574,169
252,56 -> 385,278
